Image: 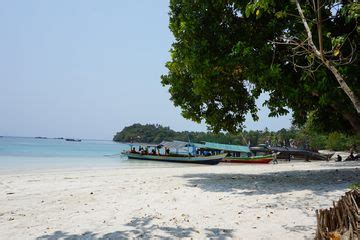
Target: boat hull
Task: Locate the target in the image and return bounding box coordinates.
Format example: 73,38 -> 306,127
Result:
223,155 -> 273,164
124,152 -> 226,165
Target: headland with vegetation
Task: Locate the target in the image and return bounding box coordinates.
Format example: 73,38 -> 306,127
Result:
113,123 -> 359,151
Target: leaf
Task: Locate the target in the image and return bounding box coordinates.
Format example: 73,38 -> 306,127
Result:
333,49 -> 340,57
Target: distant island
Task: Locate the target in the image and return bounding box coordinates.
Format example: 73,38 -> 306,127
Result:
113,124 -> 359,151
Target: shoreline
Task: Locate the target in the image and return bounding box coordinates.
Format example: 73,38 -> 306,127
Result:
0,158 -> 358,176
1,161 -> 359,239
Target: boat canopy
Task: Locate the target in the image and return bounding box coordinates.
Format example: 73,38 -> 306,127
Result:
204,142 -> 250,153
159,140 -> 207,149
128,142 -> 159,148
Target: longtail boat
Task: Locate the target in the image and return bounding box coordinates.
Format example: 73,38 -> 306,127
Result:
222,154 -> 273,164
200,142 -> 273,164
122,141 -> 225,165
123,152 -> 226,165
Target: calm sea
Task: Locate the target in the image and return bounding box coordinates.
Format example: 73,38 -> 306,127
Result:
0,137 -> 187,172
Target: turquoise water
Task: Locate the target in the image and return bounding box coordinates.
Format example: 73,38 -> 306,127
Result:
0,137 -> 187,171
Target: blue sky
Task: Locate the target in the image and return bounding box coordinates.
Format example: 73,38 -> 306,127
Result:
0,1 -> 291,139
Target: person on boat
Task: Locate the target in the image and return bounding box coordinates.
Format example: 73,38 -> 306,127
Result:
165,147 -> 170,155
203,150 -> 208,156
130,147 -> 137,153
151,148 -> 156,155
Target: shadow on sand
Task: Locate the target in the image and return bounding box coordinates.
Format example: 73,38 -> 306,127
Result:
181,167 -> 360,196
36,216 -> 234,239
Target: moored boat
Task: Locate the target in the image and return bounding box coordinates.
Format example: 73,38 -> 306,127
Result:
124,152 -> 226,165
199,142 -> 274,164
250,145 -> 333,161
222,154 -> 273,164
65,138 -> 82,142
122,141 -> 226,165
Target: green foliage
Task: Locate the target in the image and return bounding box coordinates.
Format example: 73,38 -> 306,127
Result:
326,132 -> 348,151
113,124 -> 295,146
162,0 -> 360,134
113,124 -> 176,143
114,124 -> 359,151
347,134 -> 360,150
348,183 -> 360,190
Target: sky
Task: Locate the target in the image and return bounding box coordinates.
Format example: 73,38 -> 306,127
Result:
0,1 -> 292,140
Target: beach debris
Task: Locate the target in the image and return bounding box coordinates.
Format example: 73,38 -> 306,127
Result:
90,192 -> 94,195
6,192 -> 15,195
8,217 -> 14,221
315,189 -> 359,240
328,232 -> 341,240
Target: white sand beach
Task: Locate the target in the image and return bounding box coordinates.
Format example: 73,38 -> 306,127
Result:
0,161 -> 359,239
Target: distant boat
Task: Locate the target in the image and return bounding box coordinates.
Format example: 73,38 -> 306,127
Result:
65,138 -> 81,142
122,141 -> 225,165
35,137 -> 47,139
199,142 -> 273,164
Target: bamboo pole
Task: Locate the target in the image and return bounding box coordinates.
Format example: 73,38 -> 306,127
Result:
315,189 -> 359,240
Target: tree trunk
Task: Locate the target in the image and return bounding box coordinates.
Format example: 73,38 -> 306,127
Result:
323,60 -> 360,115
316,0 -> 323,56
342,112 -> 360,134
295,0 -> 360,114
329,103 -> 360,134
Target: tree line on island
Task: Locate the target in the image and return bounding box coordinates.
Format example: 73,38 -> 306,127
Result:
113,123 -> 359,151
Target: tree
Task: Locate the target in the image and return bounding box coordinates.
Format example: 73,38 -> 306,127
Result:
248,0 -> 360,113
161,0 -> 360,134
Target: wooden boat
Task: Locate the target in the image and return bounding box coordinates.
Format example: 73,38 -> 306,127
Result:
123,152 -> 226,165
199,142 -> 273,164
223,154 -> 273,164
251,146 -> 332,161
65,138 -> 81,142
122,141 -> 226,165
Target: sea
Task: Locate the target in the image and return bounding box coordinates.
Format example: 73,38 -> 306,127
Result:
0,136 -> 187,172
